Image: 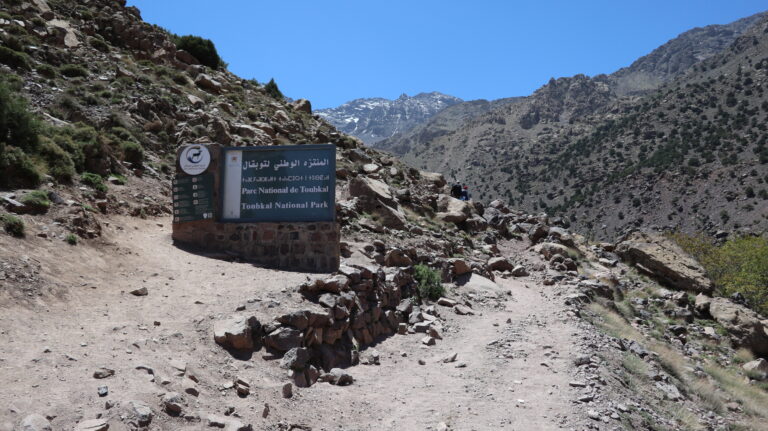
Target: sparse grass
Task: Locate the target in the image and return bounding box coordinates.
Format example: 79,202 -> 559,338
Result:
733,348 -> 754,365
689,378 -> 725,413
704,363 -> 768,418
65,233 -> 77,245
621,352 -> 649,375
666,405 -> 706,431
1,214 -> 25,237
19,190 -> 51,213
586,302 -> 768,425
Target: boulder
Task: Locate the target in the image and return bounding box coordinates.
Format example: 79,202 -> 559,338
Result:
213,316 -> 259,351
264,327 -> 302,352
349,177 -> 396,207
436,195 -> 473,224
455,273 -> 503,296
535,242 -> 570,260
449,258 -> 472,276
292,99 -> 312,114
18,415 -> 51,431
615,232 -> 713,293
371,203 -> 407,230
487,257 -> 514,272
194,73 -> 222,94
47,19 -> 79,47
528,224 -> 549,243
743,358 -> 768,379
708,297 -> 768,357
511,265 -> 529,277
384,249 -> 412,267
175,49 -> 198,65
420,171 -> 446,187
280,347 -> 309,370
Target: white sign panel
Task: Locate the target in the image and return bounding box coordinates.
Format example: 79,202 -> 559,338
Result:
222,150 -> 243,220
179,145 -> 211,175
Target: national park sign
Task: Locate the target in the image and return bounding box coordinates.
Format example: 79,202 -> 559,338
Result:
171,143 -> 340,273
221,144 -> 336,222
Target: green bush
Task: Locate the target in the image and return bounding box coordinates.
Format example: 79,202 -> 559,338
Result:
121,140 -> 143,165
413,264 -> 445,301
0,46 -> 30,70
49,132 -> 85,172
37,138 -> 75,183
0,80 -> 40,152
173,34 -> 222,69
89,37 -> 109,52
0,144 -> 42,188
36,63 -> 57,79
672,234 -> 768,315
1,214 -> 24,237
264,78 -> 283,100
81,172 -> 107,193
19,190 -> 50,213
65,233 -> 77,245
59,64 -> 89,78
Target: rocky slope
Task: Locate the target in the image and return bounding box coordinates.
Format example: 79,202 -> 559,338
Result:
376,11 -> 768,239
2,1 -> 768,431
315,92 -> 462,145
607,12 -> 767,96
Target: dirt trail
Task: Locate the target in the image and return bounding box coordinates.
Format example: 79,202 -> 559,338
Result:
0,217 -> 586,430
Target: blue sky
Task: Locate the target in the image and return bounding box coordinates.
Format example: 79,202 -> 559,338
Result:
127,1 -> 766,109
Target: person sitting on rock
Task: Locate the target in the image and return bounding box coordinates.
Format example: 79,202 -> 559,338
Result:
460,185 -> 470,201
450,183 -> 463,199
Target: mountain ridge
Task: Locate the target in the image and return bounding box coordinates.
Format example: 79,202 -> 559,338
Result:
315,91 -> 462,145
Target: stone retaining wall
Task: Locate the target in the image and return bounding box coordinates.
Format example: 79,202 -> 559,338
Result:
173,221 -> 340,272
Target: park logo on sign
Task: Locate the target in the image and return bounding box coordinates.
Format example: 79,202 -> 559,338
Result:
179,145 -> 211,175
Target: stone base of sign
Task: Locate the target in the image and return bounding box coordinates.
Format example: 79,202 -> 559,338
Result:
172,220 -> 340,273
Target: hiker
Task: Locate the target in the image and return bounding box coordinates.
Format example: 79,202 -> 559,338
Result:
460,185 -> 470,201
450,183 -> 462,199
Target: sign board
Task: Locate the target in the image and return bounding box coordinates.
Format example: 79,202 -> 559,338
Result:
172,173 -> 215,223
179,144 -> 211,175
221,144 -> 336,222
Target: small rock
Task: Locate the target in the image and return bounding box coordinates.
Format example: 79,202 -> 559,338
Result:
569,381 -> 587,388
162,392 -> 184,415
124,400 -> 153,427
130,287 -> 148,296
422,336 -> 436,346
97,386 -> 108,397
93,368 -> 115,379
454,304 -> 474,316
74,418 -> 109,431
442,353 -> 458,363
282,383 -> 293,398
437,297 -> 457,307
18,414 -> 51,431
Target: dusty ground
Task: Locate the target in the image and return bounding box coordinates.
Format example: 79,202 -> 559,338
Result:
0,216 -> 588,430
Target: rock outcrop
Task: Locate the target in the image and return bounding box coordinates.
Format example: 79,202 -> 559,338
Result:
616,232 -> 713,293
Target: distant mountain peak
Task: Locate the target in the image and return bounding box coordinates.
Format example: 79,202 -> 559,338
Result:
316,92 -> 463,145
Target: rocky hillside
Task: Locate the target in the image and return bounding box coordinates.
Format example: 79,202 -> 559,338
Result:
315,92 -> 462,145
3,1 -> 768,431
376,11 -> 768,240
607,11 -> 766,96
